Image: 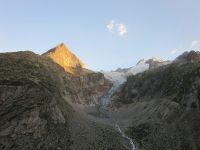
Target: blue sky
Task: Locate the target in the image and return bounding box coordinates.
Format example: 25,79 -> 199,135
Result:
0,0 -> 200,71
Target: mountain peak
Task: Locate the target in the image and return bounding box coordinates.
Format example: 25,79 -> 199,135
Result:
55,42 -> 66,48
42,43 -> 86,73
135,57 -> 169,69
175,50 -> 200,63
150,57 -> 163,62
44,43 -> 68,54
136,57 -> 164,66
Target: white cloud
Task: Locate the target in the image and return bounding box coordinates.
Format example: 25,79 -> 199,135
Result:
106,20 -> 128,36
117,24 -> 127,36
190,40 -> 200,50
170,49 -> 177,55
106,20 -> 115,32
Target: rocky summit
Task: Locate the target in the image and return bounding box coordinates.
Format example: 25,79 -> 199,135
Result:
42,43 -> 86,74
0,45 -> 200,150
174,50 -> 200,63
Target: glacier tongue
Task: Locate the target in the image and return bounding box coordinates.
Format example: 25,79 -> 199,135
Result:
99,63 -> 150,150
100,80 -> 125,107
100,63 -> 149,106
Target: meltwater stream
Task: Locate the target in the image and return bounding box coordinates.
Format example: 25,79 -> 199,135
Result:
115,124 -> 136,150
99,81 -> 136,150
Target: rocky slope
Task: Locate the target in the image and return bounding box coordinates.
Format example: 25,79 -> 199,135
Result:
110,51 -> 200,150
0,51 -> 73,149
174,50 -> 200,63
0,49 -> 127,150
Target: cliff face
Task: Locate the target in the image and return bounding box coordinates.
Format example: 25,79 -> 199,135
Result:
63,72 -> 111,105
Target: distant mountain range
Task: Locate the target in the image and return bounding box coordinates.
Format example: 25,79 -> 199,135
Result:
102,57 -> 170,83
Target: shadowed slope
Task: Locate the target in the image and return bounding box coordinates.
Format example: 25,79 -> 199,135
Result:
0,51 -> 73,149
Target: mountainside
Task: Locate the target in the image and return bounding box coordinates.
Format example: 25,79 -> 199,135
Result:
110,51 -> 200,150
0,51 -> 73,149
0,48 -> 128,150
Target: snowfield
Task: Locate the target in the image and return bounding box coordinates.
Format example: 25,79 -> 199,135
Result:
102,63 -> 149,84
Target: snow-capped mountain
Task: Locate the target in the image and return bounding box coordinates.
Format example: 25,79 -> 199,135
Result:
102,57 -> 170,84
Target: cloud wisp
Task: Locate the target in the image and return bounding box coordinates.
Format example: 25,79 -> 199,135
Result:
106,20 -> 115,32
106,20 -> 128,36
117,24 -> 127,36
